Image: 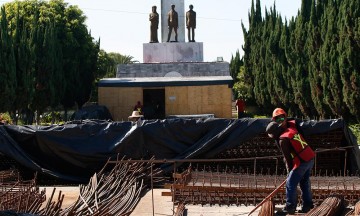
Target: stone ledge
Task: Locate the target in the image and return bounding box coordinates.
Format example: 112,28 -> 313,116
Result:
117,61 -> 229,78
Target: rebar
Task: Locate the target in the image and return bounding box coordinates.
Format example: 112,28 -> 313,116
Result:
60,156 -> 164,216
305,195 -> 344,216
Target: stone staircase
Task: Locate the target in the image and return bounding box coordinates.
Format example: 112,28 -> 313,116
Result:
232,101 -> 237,119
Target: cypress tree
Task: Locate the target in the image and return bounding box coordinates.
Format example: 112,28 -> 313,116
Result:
230,50 -> 243,99
319,0 -> 343,118
278,19 -> 292,109
289,0 -> 314,117
242,0 -> 263,106
337,0 -> 360,119
241,0 -> 360,120
47,22 -> 65,123
0,6 -> 16,112
13,6 -> 35,124
306,0 -> 328,118
229,50 -> 243,82
264,7 -> 277,107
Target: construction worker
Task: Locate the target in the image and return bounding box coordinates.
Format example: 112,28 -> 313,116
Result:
266,108 -> 315,214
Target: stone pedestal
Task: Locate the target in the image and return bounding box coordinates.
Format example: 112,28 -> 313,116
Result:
117,62 -> 229,78
143,42 -> 203,63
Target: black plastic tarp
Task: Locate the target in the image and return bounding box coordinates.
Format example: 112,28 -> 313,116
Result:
0,118 -> 358,182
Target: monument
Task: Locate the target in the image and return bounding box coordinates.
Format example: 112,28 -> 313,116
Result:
186,4 -> 196,42
161,0 -> 185,43
98,1 -> 232,120
143,0 -> 203,63
149,6 -> 159,43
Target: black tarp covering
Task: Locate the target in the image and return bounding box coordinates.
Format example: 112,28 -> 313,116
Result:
0,118 -> 358,183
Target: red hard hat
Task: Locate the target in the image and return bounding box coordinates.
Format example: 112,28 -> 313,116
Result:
272,108 -> 287,119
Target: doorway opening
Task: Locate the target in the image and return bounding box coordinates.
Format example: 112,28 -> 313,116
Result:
143,89 -> 165,119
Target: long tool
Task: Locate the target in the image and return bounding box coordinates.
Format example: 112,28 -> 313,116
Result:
248,179 -> 287,216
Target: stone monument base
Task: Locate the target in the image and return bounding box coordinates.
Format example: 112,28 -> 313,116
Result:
143,42 -> 203,63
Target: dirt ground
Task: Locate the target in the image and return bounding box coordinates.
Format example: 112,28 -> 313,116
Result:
40,186 -> 80,209
39,186 -> 273,215
40,186 -> 354,215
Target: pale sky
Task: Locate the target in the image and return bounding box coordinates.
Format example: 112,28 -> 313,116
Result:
1,0 -> 301,63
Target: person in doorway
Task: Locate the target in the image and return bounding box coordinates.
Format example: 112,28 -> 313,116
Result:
266,108 -> 315,215
149,5 -> 159,43
166,4 -> 178,42
186,4 -> 196,42
235,98 -> 245,118
134,101 -> 143,114
154,100 -> 164,119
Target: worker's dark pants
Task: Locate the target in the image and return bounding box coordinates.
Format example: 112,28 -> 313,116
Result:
237,111 -> 245,119
286,159 -> 314,210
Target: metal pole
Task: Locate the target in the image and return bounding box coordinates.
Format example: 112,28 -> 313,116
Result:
172,161 -> 176,214
151,162 -> 155,216
344,150 -> 347,177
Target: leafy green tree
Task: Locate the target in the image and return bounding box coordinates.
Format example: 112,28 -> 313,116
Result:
4,0 -> 99,122
106,52 -> 137,77
59,4 -> 99,112
90,50 -> 137,102
233,66 -> 251,100
96,49 -> 115,79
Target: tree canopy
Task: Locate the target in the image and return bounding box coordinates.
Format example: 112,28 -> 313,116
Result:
0,0 -> 100,121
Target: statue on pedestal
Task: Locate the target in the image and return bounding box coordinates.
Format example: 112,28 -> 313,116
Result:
166,4 -> 178,42
186,4 -> 196,42
149,5 -> 159,43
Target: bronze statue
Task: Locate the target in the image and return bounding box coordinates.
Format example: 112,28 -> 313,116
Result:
166,4 -> 178,42
149,5 -> 159,43
186,4 -> 196,42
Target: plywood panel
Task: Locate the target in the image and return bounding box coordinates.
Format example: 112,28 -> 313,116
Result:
100,84 -> 232,120
165,86 -> 189,115
165,87 -> 177,115
99,87 -> 142,121
188,86 -> 202,114
164,85 -> 232,117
